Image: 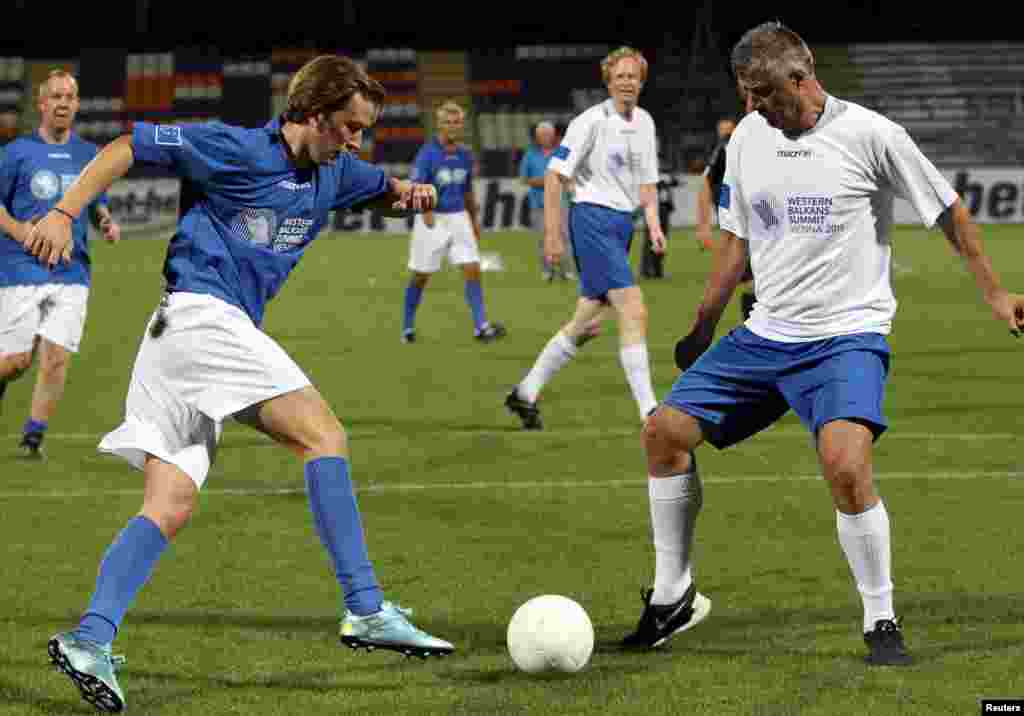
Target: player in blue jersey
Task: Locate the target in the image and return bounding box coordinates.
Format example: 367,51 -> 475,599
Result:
400,100 -> 505,344
0,69 -> 121,459
25,55 -> 453,713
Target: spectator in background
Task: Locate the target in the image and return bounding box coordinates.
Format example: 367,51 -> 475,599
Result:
519,120 -> 574,281
695,113 -> 756,320
639,149 -> 677,279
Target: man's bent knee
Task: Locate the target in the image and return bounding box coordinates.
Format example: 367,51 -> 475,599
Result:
643,407 -> 702,476
0,351 -> 33,380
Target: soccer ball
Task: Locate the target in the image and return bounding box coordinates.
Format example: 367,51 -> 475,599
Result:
506,595 -> 594,673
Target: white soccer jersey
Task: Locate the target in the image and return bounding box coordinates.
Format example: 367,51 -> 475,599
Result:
548,98 -> 659,212
719,97 -> 958,342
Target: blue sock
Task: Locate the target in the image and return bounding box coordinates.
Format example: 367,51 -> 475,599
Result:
464,280 -> 487,332
23,418 -> 48,435
403,283 -> 423,333
305,457 -> 383,616
76,516 -> 168,645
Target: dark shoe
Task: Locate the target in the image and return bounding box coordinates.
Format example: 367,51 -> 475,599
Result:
621,584 -> 712,649
504,387 -> 543,431
863,618 -> 912,666
401,329 -> 416,344
19,432 -> 45,460
475,322 -> 507,343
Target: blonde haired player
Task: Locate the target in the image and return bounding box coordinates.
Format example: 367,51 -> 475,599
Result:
505,46 -> 665,430
401,100 -> 505,343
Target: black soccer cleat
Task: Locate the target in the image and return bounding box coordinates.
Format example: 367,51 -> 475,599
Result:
621,583 -> 712,649
504,388 -> 543,430
863,618 -> 912,666
475,321 -> 507,343
401,329 -> 416,344
19,432 -> 45,460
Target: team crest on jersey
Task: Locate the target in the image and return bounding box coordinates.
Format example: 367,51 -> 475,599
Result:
750,191 -> 785,241
155,125 -> 183,146
30,170 -> 60,200
435,167 -> 467,186
234,208 -> 277,249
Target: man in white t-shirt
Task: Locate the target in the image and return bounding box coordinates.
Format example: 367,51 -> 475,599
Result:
504,46 -> 667,430
625,22 -> 1024,664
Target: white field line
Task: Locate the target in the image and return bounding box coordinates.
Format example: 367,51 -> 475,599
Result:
0,470 -> 1019,500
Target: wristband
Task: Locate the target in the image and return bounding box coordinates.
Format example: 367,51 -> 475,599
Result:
52,206 -> 76,221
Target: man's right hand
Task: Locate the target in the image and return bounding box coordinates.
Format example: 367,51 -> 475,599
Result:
674,320 -> 715,372
24,209 -> 74,267
544,231 -> 564,266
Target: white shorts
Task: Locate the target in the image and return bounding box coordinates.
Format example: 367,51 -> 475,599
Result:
98,292 -> 312,489
407,211 -> 480,273
0,283 -> 89,354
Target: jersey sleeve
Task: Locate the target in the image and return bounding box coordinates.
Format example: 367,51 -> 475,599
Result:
639,116 -> 660,185
717,131 -> 749,239
409,146 -> 434,185
876,124 -> 958,228
132,121 -> 241,185
333,155 -> 390,211
547,112 -> 596,179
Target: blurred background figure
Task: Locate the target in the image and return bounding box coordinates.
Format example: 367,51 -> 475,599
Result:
520,120 -> 575,281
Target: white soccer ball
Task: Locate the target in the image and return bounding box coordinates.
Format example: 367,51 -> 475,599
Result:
507,595 -> 594,673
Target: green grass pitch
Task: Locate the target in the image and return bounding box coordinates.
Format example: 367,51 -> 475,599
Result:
1,225 -> 1022,715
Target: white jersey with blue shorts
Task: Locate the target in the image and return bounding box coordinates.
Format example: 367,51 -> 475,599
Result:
665,97 -> 958,447
547,99 -> 658,299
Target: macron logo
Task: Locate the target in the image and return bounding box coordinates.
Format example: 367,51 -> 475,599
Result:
777,149 -> 813,158
155,125 -> 182,146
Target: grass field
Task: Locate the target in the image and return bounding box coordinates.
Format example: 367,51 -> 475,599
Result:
1,225 -> 1022,715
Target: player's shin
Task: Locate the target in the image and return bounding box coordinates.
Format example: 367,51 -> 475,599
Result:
619,343 -> 658,418
403,282 -> 424,333
76,516 -> 169,644
519,331 -> 577,403
304,457 -> 383,616
464,279 -> 488,332
836,500 -> 895,632
649,460 -> 703,605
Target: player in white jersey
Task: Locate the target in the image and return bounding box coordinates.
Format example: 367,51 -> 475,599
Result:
504,47 -> 666,430
626,22 -> 1024,664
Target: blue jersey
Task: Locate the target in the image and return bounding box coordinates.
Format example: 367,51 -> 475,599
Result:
410,139 -> 473,214
0,131 -> 109,287
131,118 -> 390,326
519,144 -> 553,210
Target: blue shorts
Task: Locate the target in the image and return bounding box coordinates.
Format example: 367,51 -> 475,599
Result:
664,327 -> 891,449
569,202 -> 635,300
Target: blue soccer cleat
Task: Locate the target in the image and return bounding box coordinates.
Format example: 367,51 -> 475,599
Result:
48,631 -> 126,713
340,601 -> 454,659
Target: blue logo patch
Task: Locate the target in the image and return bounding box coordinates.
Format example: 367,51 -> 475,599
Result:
718,183 -> 731,210
553,145 -> 570,160
155,125 -> 182,147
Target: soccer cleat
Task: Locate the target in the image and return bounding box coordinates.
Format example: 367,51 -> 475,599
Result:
621,583 -> 712,649
401,329 -> 416,344
475,321 -> 507,343
339,602 -> 454,659
542,269 -> 554,282
863,618 -> 912,666
48,631 -> 126,713
504,387 -> 543,431
18,432 -> 45,460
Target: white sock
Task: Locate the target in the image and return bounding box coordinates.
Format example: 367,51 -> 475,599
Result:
836,501 -> 895,632
649,467 -> 702,605
519,331 -> 576,403
619,343 -> 658,418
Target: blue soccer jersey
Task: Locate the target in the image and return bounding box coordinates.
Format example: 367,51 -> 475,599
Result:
0,132 -> 109,287
410,139 -> 473,214
131,118 -> 390,326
